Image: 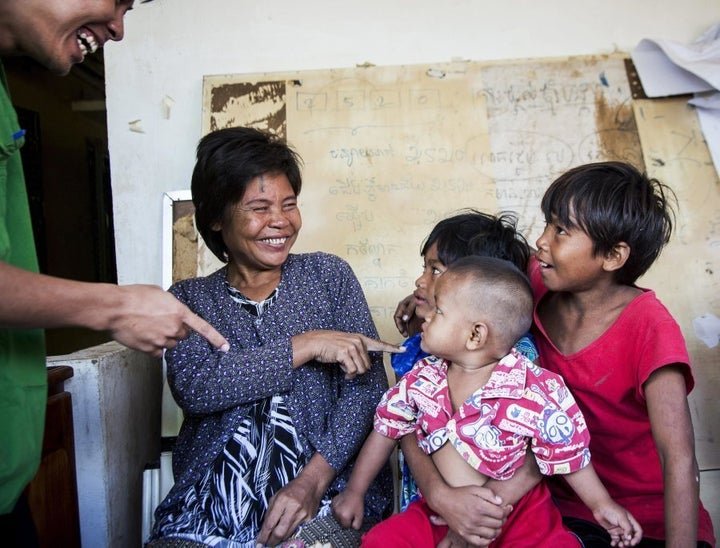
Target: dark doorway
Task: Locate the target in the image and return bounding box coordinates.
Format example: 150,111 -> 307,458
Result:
4,51 -> 117,354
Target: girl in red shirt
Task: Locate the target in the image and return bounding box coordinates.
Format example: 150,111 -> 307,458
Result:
533,161 -> 715,547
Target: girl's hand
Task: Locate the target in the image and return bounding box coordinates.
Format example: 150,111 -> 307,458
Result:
393,294 -> 417,337
425,483 -> 509,547
437,529 -> 473,548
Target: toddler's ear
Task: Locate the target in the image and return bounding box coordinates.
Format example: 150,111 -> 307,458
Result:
603,241 -> 630,272
467,321 -> 488,350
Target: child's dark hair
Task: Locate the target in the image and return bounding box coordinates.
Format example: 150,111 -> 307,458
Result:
421,210 -> 530,271
541,161 -> 675,285
191,127 -> 303,262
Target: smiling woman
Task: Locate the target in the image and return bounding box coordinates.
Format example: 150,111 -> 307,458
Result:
149,127 -> 403,548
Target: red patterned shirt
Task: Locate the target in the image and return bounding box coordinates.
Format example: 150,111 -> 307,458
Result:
374,350 -> 591,480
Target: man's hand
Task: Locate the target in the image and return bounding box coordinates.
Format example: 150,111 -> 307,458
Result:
109,285 -> 229,357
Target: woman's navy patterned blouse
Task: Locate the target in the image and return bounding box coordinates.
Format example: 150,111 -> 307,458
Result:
155,252 -> 393,520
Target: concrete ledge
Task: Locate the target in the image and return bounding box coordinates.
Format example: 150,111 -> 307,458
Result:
48,341 -> 162,548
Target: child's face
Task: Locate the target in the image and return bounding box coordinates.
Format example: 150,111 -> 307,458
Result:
535,213 -> 605,291
413,242 -> 447,320
420,272 -> 470,360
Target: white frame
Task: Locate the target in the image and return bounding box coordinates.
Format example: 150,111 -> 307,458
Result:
161,189 -> 192,290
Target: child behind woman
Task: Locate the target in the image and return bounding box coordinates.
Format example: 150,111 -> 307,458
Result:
393,210 -> 534,377
332,256 -> 642,547
532,161 -> 715,546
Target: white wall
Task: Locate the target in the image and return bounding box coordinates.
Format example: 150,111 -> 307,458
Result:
104,0 -> 719,286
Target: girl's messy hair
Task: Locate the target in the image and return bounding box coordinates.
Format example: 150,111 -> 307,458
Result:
541,161 -> 675,284
422,209 -> 530,271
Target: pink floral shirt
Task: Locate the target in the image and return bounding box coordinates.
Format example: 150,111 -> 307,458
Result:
374,350 -> 591,480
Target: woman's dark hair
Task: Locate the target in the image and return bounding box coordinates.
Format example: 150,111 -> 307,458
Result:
421,209 -> 531,271
540,161 -> 675,284
191,127 -> 303,262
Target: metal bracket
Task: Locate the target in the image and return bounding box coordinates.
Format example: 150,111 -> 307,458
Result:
624,57 -> 648,100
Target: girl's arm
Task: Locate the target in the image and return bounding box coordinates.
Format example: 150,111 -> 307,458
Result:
644,364 -> 700,547
399,434 -> 532,547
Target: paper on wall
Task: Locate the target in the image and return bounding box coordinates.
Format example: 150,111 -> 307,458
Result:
631,22 -> 720,176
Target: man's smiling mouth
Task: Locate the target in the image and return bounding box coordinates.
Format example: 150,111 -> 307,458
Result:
77,30 -> 99,57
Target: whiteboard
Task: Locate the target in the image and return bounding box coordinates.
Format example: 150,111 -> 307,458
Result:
199,55 -> 647,334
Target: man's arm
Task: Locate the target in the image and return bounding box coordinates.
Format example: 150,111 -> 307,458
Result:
0,261 -> 228,356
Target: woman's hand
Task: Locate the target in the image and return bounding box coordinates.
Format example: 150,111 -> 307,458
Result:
256,476 -> 322,546
291,330 -> 405,379
256,454 -> 335,546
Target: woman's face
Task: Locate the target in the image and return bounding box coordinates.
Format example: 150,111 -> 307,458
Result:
215,172 -> 302,273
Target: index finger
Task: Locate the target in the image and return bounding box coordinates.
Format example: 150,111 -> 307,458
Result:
364,336 -> 407,354
183,312 -> 230,352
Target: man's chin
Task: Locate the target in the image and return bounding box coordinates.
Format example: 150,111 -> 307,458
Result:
44,55 -> 75,76
49,46 -> 86,75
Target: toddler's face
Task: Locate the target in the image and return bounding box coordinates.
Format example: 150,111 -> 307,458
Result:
419,272 -> 470,360
413,242 -> 447,321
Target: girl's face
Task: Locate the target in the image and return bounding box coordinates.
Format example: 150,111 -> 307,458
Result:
413,242 -> 447,320
214,172 -> 302,275
535,213 -> 605,292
